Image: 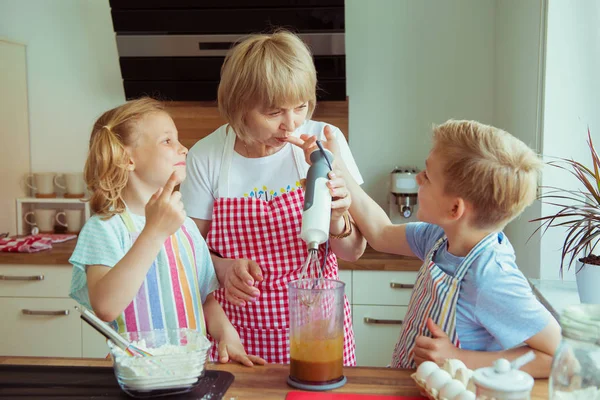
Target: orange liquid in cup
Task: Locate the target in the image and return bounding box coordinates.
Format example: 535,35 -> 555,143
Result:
290,334 -> 344,384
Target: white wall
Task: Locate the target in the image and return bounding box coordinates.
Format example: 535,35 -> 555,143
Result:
540,0 -> 600,280
346,0 -> 496,209
494,0 -> 546,278
0,0 -> 125,174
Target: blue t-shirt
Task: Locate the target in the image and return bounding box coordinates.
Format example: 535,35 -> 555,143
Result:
406,222 -> 551,351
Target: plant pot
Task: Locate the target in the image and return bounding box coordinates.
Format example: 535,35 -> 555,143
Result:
576,262 -> 600,304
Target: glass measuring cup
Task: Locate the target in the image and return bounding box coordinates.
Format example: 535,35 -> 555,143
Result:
288,278 -> 346,390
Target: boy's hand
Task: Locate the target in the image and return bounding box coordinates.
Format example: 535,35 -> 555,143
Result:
222,258 -> 263,307
144,172 -> 186,238
413,318 -> 460,366
217,332 -> 267,367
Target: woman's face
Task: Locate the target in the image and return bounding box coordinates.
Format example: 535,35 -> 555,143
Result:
244,101 -> 309,149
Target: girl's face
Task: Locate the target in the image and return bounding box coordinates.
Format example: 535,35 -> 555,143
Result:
127,112 -> 188,188
243,101 -> 309,149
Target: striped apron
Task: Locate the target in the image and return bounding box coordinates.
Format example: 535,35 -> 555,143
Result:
391,232 -> 499,368
206,131 -> 356,365
110,210 -> 207,336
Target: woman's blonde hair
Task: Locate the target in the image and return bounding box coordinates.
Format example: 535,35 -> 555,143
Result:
218,29 -> 317,142
433,120 -> 543,229
84,97 -> 166,217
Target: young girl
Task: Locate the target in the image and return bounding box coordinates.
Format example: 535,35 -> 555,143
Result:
69,97 -> 265,367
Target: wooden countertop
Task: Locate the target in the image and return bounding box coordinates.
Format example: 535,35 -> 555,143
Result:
0,238 -> 420,272
0,357 -> 549,399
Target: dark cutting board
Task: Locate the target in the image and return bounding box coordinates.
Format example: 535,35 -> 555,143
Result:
0,364 -> 234,399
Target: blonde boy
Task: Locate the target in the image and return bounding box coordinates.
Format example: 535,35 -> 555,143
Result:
289,120 -> 561,377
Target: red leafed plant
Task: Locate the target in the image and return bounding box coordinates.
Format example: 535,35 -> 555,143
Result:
531,128 -> 600,276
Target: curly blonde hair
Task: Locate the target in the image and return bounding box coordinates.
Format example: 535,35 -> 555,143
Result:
218,29 -> 317,142
433,120 -> 543,229
84,97 -> 166,217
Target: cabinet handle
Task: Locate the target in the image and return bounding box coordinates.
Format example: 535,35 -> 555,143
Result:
0,274 -> 44,281
390,282 -> 413,289
22,309 -> 69,316
364,317 -> 403,325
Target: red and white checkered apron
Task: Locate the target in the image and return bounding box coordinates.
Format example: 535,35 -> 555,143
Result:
206,131 -> 356,365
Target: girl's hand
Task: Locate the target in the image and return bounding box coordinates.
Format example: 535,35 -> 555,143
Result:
222,258 -> 263,306
144,172 -> 186,239
217,331 -> 267,367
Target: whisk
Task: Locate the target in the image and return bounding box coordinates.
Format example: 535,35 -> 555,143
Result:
298,247 -> 328,308
75,306 -> 153,357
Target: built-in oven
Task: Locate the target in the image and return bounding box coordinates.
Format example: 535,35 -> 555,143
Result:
109,0 -> 346,101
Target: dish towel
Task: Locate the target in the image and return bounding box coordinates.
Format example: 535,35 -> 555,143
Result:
0,236 -> 53,253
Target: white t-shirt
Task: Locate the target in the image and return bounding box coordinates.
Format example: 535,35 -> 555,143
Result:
181,121 -> 363,220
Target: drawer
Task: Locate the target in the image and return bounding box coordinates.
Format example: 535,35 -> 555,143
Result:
338,270 -> 352,304
82,323 -> 110,358
0,265 -> 72,298
353,305 -> 407,367
353,271 -> 418,306
0,297 -> 81,357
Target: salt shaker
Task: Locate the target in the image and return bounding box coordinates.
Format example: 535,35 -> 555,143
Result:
472,357 -> 534,400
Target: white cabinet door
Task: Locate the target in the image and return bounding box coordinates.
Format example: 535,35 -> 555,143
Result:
338,270 -> 352,304
0,39 -> 30,236
0,265 -> 72,298
82,322 -> 110,358
353,305 -> 407,367
353,271 -> 418,306
0,298 -> 81,357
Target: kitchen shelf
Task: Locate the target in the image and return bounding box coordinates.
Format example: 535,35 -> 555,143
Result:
16,197 -> 91,235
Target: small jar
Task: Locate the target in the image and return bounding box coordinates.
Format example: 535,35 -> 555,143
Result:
550,304 -> 600,399
473,358 -> 534,400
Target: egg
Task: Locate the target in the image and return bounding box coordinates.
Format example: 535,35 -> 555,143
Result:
425,368 -> 452,392
442,358 -> 467,378
415,361 -> 440,382
454,367 -> 473,386
452,390 -> 476,400
439,379 -> 466,400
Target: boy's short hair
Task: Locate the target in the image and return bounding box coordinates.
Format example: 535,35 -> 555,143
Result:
217,30 -> 317,142
433,120 -> 543,229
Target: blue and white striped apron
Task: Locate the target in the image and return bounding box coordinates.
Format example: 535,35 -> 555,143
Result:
391,232 -> 499,368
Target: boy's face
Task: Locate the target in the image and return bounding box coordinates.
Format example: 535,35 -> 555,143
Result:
415,148 -> 459,225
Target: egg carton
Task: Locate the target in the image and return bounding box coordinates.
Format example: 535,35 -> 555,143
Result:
411,372 -> 441,400
410,359 -> 476,400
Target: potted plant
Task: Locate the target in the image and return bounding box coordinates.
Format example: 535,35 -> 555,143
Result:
532,128 -> 600,304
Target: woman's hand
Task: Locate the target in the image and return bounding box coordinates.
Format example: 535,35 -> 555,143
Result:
222,258 -> 263,306
144,172 -> 186,239
286,125 -> 342,165
217,330 -> 267,367
328,170 -> 351,224
286,125 -> 350,224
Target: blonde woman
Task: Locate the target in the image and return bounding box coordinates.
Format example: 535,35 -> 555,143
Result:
180,30 -> 366,365
69,97 -> 265,366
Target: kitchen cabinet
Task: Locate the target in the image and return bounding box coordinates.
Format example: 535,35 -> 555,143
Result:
350,270 -> 418,367
0,264 -> 106,358
0,39 -> 31,237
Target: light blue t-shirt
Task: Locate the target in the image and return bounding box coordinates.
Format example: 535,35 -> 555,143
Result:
406,222 -> 551,351
69,212 -> 219,311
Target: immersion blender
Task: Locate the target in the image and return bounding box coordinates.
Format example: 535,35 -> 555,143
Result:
300,143 -> 334,251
